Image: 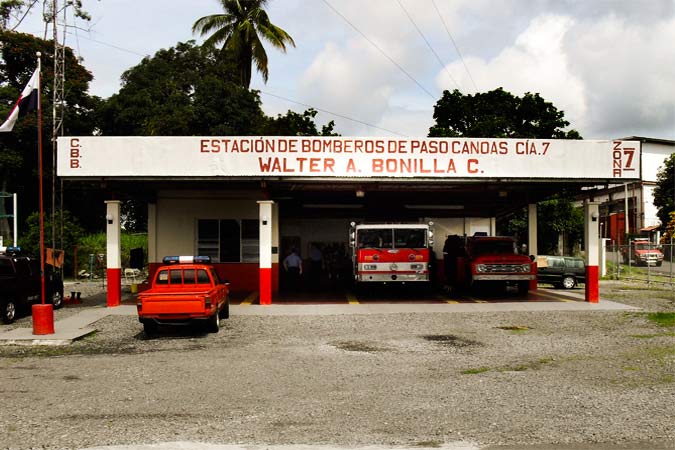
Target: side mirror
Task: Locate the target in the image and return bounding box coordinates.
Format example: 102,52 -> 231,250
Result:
529,255 -> 535,262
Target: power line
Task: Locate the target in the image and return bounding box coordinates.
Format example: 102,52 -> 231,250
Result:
395,0 -> 461,91
61,25 -> 407,137
64,30 -> 148,57
259,90 -> 409,137
431,0 -> 479,92
321,0 -> 437,100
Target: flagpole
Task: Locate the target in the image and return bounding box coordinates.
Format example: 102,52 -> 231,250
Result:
31,52 -> 53,335
37,52 -> 45,306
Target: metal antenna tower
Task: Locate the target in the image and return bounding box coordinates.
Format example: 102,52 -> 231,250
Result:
49,0 -> 66,251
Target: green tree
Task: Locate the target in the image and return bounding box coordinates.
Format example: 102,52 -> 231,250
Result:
19,210 -> 85,275
429,88 -> 581,139
660,212 -> 675,245
0,30 -> 100,235
192,0 -> 295,89
260,108 -> 339,136
431,88 -> 583,253
498,195 -> 584,255
653,153 -> 675,229
97,41 -> 265,136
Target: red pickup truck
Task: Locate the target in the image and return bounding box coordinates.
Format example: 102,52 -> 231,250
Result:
137,256 -> 229,335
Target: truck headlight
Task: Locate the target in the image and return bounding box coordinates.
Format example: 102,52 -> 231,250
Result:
363,264 -> 377,270
475,264 -> 486,273
519,264 -> 531,272
410,263 -> 423,270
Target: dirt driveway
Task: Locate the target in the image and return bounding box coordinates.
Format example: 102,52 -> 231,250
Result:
0,282 -> 674,450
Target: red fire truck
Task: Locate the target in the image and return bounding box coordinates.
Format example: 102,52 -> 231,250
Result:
443,234 -> 536,294
349,222 -> 434,285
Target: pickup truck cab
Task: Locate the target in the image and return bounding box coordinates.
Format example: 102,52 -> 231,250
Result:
137,256 -> 229,335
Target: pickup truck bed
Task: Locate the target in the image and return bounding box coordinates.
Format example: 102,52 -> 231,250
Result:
137,259 -> 229,335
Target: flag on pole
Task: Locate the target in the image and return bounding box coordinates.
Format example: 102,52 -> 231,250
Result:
0,68 -> 39,132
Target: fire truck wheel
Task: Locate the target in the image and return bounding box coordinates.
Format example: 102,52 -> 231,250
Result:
656,261 -> 663,267
207,311 -> 220,333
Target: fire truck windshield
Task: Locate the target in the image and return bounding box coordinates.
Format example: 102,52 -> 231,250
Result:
470,239 -> 517,256
357,228 -> 427,249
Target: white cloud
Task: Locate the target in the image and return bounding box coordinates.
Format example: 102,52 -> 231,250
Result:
565,14 -> 675,138
436,15 -> 587,134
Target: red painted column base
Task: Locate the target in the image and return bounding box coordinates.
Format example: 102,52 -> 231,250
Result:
32,304 -> 54,335
107,268 -> 121,307
260,267 -> 272,305
529,261 -> 538,291
585,265 -> 599,303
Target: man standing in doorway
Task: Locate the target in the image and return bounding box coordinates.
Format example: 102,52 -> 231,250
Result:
283,248 -> 303,290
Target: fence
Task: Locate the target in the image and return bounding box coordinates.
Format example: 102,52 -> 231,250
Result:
606,243 -> 675,286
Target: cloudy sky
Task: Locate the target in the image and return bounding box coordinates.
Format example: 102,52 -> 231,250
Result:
16,0 -> 675,139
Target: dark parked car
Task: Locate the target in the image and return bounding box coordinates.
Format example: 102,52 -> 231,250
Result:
536,255 -> 585,289
0,247 -> 64,323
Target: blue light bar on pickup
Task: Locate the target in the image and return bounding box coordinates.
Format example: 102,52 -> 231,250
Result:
162,255 -> 212,264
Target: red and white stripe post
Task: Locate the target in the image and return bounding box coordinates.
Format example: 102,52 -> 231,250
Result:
105,200 -> 122,307
258,200 -> 274,305
584,201 -> 601,303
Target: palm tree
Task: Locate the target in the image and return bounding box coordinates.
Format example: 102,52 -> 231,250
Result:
193,0 -> 295,89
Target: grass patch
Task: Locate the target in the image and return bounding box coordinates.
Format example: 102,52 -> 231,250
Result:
414,441 -> 443,448
647,312 -> 675,327
629,332 -> 675,339
333,341 -> 385,353
461,366 -> 491,375
496,325 -> 531,333
461,357 -> 555,375
422,334 -> 481,348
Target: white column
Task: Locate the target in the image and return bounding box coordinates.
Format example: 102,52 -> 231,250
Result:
584,201 -> 601,303
258,200 -> 274,305
528,203 -> 538,256
105,200 -> 122,307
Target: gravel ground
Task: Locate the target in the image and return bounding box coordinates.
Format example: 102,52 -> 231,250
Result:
0,282 -> 674,450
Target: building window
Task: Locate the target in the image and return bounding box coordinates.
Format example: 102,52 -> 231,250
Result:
197,219 -> 259,263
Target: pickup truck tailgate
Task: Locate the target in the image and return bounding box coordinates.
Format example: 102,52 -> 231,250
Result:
140,291 -> 205,315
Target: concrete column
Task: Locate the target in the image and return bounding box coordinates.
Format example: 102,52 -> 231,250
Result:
147,202 -> 157,263
584,201 -> 601,303
105,200 -> 121,307
258,200 -> 274,305
528,203 -> 538,256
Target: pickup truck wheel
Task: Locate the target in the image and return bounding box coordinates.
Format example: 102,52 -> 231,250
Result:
562,276 -> 576,289
218,299 -> 230,320
50,290 -> 63,309
207,311 -> 220,333
143,321 -> 157,336
1,300 -> 17,324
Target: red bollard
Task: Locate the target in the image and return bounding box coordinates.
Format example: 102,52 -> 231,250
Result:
32,304 -> 55,335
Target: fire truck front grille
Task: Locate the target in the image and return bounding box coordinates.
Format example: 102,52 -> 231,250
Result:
482,264 -> 529,273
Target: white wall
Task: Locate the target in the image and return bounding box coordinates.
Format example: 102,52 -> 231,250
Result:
153,191 -> 264,263
641,140 -> 674,226
642,141 -> 674,183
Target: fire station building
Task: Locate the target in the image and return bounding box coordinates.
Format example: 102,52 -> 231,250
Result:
57,136 -> 641,304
